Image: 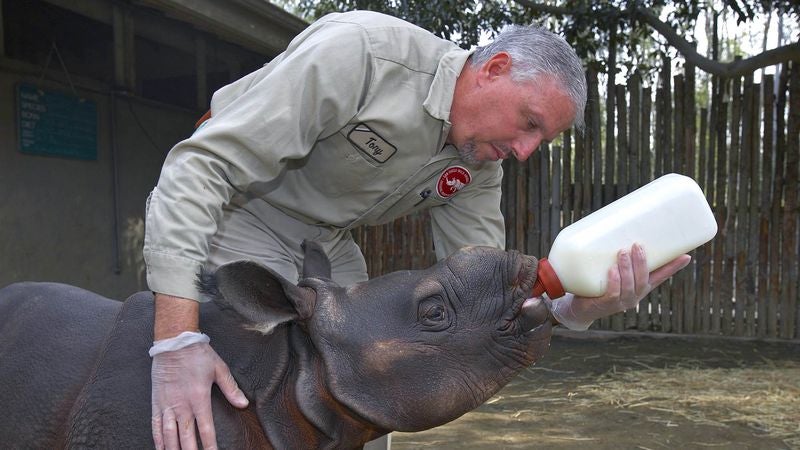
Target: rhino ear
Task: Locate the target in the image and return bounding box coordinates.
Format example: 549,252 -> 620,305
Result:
198,261 -> 316,334
301,240 -> 331,279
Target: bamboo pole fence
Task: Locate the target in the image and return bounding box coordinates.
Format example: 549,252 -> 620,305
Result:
354,60 -> 800,341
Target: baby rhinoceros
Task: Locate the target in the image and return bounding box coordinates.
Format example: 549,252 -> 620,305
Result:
0,242 -> 553,449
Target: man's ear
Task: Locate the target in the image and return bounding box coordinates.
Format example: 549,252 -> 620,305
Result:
197,261 -> 316,334
480,52 -> 512,80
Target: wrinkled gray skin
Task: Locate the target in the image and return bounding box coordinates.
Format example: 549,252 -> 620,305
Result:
0,242 -> 552,449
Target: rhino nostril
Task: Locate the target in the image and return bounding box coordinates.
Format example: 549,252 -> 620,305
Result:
519,297 -> 549,331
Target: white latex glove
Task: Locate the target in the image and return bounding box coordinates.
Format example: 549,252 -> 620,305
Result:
150,332 -> 249,450
548,243 -> 692,330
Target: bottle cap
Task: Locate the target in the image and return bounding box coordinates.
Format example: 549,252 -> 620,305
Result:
531,258 -> 566,298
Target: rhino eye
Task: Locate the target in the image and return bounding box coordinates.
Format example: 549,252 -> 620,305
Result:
418,298 -> 450,330
425,305 -> 445,321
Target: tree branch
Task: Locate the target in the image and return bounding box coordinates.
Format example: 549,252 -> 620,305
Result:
514,0 -> 800,78
634,7 -> 799,77
514,0 -> 571,17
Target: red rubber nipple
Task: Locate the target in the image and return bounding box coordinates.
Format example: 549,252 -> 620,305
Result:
531,258 -> 566,298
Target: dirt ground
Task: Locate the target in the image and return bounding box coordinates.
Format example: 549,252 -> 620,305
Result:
392,331 -> 800,450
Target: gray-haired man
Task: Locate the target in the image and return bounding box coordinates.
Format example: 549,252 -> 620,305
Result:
145,10 -> 689,450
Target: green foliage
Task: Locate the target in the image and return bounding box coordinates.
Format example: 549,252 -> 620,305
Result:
288,0 -> 678,75
286,0 -> 798,78
292,0 -> 535,49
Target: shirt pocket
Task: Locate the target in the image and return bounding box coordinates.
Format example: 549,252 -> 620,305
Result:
301,132 -> 383,197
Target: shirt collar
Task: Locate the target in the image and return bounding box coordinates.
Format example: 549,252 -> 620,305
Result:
423,48 -> 473,123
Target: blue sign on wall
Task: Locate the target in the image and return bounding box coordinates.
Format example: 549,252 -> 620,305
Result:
16,83 -> 97,160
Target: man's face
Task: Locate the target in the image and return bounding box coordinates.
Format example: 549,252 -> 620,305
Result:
448,56 -> 577,166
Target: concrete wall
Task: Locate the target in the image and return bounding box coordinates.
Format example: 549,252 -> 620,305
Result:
0,0 -> 304,299
0,67 -> 197,299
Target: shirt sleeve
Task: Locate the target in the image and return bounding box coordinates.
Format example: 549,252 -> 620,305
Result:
144,19 -> 373,301
429,163 -> 506,260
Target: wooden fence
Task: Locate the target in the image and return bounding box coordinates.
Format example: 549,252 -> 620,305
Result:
354,60 -> 800,341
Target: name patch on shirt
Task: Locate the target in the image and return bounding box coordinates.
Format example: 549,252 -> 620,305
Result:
436,166 -> 472,198
347,123 -> 397,163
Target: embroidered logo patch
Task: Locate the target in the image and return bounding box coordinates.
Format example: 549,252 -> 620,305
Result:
346,123 -> 397,163
436,166 -> 472,198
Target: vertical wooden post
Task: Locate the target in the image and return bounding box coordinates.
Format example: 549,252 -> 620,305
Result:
657,59 -> 673,332
113,4 -> 135,91
697,106 -> 711,334
638,84 -> 653,331
615,85 -> 629,197
562,130 -> 573,229
124,10 -> 135,90
516,156 -> 528,253
672,74 -> 686,333
769,63 -> 789,338
520,162 -> 532,256
783,62 -> 799,339
590,68 -> 603,213
629,72 -> 641,191
760,75 -> 776,338
525,158 -> 540,256
683,62 -> 698,333
609,84 -> 628,331
582,100 -> 593,220
576,105 -> 586,226
539,146 -> 551,255
605,42 -> 617,208
685,62 -> 697,178
196,34 -> 208,110
655,85 -> 665,178
550,145 -> 562,251
532,150 -> 545,256
517,159 -> 529,254
673,74 -> 685,176
736,74 -> 754,337
662,57 -> 673,175
501,160 -> 510,246
705,74 -> 720,335
712,78 -> 730,335
723,72 -> 742,336
746,79 -> 761,337
504,160 -> 518,251
641,86 -> 653,183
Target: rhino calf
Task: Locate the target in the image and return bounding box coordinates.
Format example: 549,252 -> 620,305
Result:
0,242 -> 552,449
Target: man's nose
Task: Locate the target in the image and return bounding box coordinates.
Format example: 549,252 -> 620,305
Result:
511,135 -> 541,161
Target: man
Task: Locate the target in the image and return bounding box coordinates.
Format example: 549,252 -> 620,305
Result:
145,11 -> 690,450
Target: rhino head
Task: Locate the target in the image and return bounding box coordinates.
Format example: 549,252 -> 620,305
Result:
202,241 -> 552,435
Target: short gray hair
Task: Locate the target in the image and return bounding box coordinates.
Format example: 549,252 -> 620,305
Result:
471,24 -> 587,132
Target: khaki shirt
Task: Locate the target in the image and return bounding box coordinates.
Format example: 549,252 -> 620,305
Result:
144,11 -> 506,301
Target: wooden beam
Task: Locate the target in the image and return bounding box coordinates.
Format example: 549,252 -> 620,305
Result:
133,0 -> 306,57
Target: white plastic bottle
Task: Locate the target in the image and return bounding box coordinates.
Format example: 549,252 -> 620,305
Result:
532,173 -> 718,298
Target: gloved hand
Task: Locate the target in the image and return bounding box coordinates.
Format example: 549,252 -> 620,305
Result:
150,332 -> 249,450
548,243 -> 692,330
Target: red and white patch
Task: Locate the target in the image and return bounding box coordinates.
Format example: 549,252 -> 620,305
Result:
436,166 -> 472,198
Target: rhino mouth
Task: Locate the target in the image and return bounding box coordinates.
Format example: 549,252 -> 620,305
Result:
518,297 -> 551,332
508,252 -> 551,334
